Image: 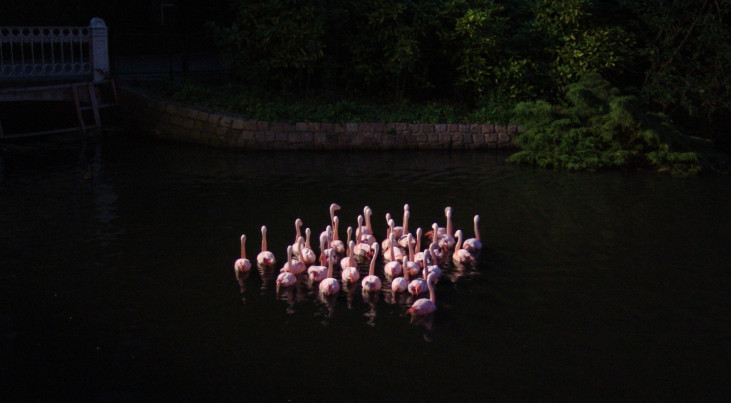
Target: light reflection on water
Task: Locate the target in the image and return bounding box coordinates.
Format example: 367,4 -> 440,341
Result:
1,133 -> 730,401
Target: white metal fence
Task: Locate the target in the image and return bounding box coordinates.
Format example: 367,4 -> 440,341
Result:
0,18 -> 109,83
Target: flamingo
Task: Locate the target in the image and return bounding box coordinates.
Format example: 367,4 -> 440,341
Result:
355,212 -> 373,243
292,218 -> 304,257
364,206 -> 374,237
281,242 -> 306,276
409,248 -> 428,298
407,271 -> 438,318
276,245 -> 298,296
354,219 -> 375,263
307,233 -> 329,282
413,227 -> 426,268
320,225 -> 338,266
234,234 -> 252,275
353,239 -> 374,264
463,214 -> 482,254
321,203 -> 341,241
404,233 -> 420,278
391,236 -> 412,294
426,242 -> 443,282
361,243 -> 382,293
297,235 -> 317,266
318,246 -> 340,296
382,214 -> 394,251
384,231 -> 403,278
437,207 -> 456,252
341,240 -> 359,285
397,204 -> 414,249
430,223 -> 447,263
330,216 -> 346,258
340,236 -> 356,272
383,219 -> 404,263
453,229 -> 475,266
256,226 -> 276,271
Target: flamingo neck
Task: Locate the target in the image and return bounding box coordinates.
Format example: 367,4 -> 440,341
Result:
474,216 -> 481,241
428,277 -> 436,302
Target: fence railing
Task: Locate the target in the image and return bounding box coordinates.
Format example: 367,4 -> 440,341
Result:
0,17 -> 109,83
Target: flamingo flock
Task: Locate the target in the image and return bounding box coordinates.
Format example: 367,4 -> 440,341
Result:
234,203 -> 483,324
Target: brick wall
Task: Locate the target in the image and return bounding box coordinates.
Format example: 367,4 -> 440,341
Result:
116,86 -> 518,150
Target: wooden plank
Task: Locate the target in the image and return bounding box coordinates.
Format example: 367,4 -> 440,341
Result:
71,84 -> 87,134
88,82 -> 101,129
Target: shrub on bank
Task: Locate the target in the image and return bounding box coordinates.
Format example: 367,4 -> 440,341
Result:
507,73 -> 724,175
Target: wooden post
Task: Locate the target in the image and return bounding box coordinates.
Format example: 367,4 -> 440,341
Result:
88,82 -> 101,129
71,84 -> 87,133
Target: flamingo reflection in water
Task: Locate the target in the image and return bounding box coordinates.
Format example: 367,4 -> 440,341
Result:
257,226 -> 276,293
276,246 -> 300,312
407,271 -> 439,333
318,244 -> 340,317
234,234 -> 252,302
361,243 -> 381,325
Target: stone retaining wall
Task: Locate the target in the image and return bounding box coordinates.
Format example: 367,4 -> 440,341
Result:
116,86 -> 518,150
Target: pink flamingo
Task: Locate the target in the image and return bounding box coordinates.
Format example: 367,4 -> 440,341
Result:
276,245 -> 298,296
404,233 -> 421,278
438,207 -> 456,252
355,209 -> 374,243
413,227 -> 426,268
341,240 -> 360,285
407,271 -> 438,318
408,248 -> 428,298
391,235 -> 413,294
321,203 -> 341,241
397,204 -> 414,249
330,216 -> 346,258
292,218 -> 304,257
318,246 -> 340,296
353,221 -> 375,263
234,234 -> 252,275
462,215 -> 482,254
308,232 -> 330,282
382,213 -> 394,252
281,241 -> 306,276
383,219 -> 404,263
364,206 -> 375,238
256,226 -> 276,271
426,242 -> 443,282
384,231 -> 403,278
340,235 -> 356,271
452,229 -> 475,266
361,243 -> 382,293
430,223 -> 447,263
297,235 -> 317,267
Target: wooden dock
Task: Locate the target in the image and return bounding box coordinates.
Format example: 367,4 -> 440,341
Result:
0,18 -> 117,139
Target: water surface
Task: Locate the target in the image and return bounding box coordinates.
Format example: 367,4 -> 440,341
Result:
1,134 -> 729,400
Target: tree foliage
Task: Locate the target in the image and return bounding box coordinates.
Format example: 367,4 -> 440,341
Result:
202,0 -> 729,166
507,73 -> 721,174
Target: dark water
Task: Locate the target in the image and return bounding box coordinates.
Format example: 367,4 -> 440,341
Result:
1,134 -> 729,401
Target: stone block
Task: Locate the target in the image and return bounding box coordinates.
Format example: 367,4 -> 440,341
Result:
242,120 -> 258,131
220,116 -> 233,128
482,124 -> 495,134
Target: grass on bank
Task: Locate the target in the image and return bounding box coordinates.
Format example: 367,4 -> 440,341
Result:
137,76 -> 726,176
140,79 -> 514,125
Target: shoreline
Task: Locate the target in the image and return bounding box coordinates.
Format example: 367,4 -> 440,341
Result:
115,85 -> 519,151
